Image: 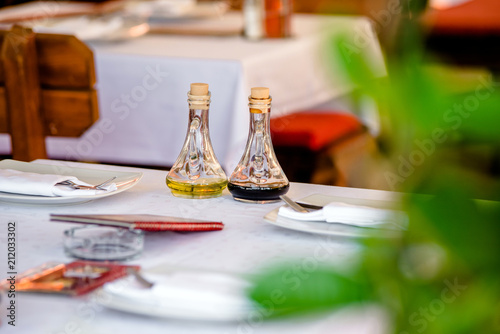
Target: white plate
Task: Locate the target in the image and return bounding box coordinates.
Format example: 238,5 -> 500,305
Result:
146,1 -> 230,20
264,194 -> 403,239
0,160 -> 142,205
95,266 -> 254,321
33,15 -> 150,42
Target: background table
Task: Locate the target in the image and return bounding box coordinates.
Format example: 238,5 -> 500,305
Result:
0,13 -> 385,170
0,160 -> 396,333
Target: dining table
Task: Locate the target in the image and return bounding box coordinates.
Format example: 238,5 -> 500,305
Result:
0,159 -> 397,333
0,11 -> 386,170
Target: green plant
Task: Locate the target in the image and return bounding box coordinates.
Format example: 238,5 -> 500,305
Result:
249,4 -> 500,333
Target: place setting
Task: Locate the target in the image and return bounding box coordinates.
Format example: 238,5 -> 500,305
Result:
0,159 -> 142,204
266,194 -> 408,238
0,0 -> 233,42
1,0 -> 498,332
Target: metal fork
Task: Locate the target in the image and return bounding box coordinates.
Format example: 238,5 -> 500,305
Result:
57,176 -> 117,190
280,195 -> 323,213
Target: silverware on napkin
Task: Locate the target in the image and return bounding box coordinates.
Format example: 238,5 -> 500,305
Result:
57,176 -> 116,190
280,195 -> 323,212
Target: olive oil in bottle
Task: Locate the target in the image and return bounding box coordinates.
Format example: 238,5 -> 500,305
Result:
167,179 -> 228,199
166,83 -> 227,198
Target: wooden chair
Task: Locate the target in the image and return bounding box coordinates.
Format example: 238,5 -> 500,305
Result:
271,111 -> 379,187
0,25 -> 99,161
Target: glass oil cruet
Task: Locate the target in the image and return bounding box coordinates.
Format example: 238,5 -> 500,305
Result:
228,87 -> 289,203
166,83 -> 227,198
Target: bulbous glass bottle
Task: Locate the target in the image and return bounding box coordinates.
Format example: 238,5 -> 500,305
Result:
166,83 -> 227,198
228,87 -> 289,203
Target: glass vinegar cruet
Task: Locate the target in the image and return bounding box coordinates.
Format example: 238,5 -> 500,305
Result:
228,87 -> 289,203
166,83 -> 227,198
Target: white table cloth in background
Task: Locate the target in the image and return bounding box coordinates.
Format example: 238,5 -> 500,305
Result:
0,13 -> 385,170
0,160 -> 396,334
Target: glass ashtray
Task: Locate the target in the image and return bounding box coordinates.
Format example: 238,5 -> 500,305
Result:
63,226 -> 144,261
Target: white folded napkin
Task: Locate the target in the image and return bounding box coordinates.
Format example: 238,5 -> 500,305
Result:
101,270 -> 254,321
0,169 -> 117,197
278,202 -> 408,230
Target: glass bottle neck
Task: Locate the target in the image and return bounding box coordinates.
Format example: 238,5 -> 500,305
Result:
188,91 -> 210,110
249,111 -> 271,137
187,92 -> 211,131
248,94 -> 271,114
248,94 -> 272,137
187,109 -> 209,134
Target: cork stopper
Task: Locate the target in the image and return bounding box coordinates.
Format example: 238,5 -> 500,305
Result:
251,87 -> 269,99
190,83 -> 209,96
249,87 -> 271,114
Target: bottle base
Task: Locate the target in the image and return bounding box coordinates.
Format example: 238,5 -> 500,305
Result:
232,197 -> 282,204
227,183 -> 289,203
167,179 -> 227,199
170,190 -> 224,199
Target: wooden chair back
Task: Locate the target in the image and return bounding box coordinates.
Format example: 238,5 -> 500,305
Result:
0,25 -> 99,161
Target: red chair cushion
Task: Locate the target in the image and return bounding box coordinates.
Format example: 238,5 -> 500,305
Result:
270,111 -> 364,151
422,0 -> 500,35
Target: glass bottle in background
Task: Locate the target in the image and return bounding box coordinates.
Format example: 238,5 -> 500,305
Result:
228,87 -> 289,203
243,0 -> 264,40
264,0 -> 292,38
166,83 -> 227,198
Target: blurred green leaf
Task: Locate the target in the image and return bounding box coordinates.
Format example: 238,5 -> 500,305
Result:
330,34 -> 380,92
408,180 -> 500,272
250,2 -> 500,332
454,92 -> 500,144
249,265 -> 372,317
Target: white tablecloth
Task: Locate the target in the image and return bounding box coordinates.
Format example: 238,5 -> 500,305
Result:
0,159 -> 398,333
0,13 -> 385,170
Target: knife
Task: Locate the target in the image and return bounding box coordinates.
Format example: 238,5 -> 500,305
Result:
50,214 -> 224,232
